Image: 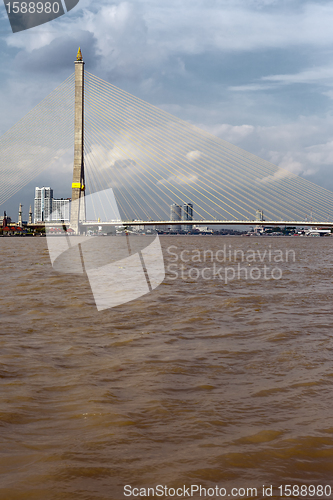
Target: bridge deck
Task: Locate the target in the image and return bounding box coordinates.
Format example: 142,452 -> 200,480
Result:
30,220 -> 333,228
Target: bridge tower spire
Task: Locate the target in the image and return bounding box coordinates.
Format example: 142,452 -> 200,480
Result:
70,47 -> 85,234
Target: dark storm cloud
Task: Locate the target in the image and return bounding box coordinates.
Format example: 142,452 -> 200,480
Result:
13,31 -> 99,73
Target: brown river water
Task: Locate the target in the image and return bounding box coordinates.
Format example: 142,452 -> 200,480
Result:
0,236 -> 333,500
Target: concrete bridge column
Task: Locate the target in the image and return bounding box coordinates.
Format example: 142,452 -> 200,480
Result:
70,47 -> 85,234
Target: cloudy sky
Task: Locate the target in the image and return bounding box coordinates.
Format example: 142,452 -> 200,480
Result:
2,0 -> 333,219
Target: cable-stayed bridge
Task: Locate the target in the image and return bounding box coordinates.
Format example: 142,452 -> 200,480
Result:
1,48 -> 333,231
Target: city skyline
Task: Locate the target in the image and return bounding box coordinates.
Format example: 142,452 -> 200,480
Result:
8,183 -> 195,227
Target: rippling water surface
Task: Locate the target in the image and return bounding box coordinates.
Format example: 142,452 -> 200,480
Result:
1,236 -> 333,499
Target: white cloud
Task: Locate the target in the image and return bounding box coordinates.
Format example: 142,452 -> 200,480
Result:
157,173 -> 198,186
197,117 -> 333,185
262,64 -> 333,86
229,84 -> 274,92
6,1 -> 333,71
206,124 -> 255,144
186,150 -> 201,161
145,1 -> 333,55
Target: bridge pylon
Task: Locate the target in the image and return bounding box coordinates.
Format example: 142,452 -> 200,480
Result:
70,47 -> 86,234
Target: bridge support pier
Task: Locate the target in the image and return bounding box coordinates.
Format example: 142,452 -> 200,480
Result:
70,47 -> 85,234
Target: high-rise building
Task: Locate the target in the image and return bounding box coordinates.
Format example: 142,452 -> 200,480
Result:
34,187 -> 70,223
34,187 -> 53,222
51,199 -> 70,222
183,203 -> 193,231
170,203 -> 182,231
255,209 -> 264,222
